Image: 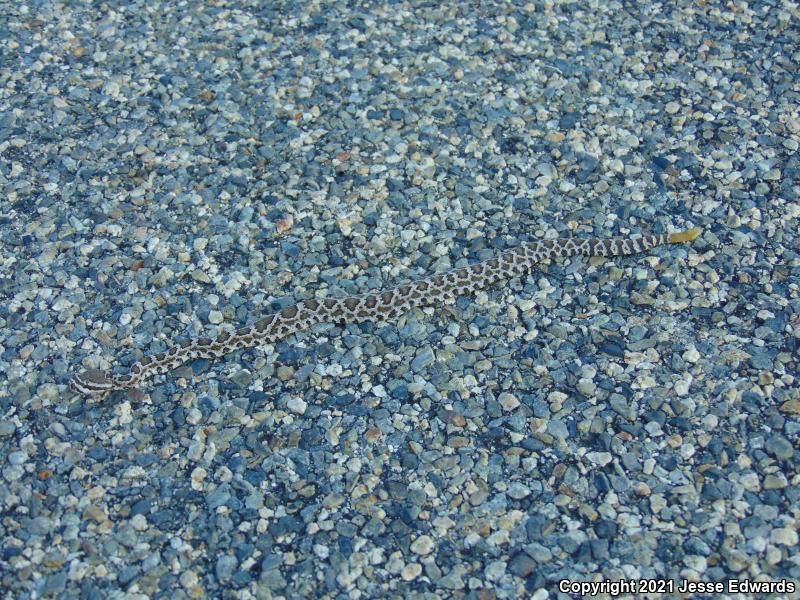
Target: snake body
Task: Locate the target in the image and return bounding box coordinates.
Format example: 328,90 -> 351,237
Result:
70,227 -> 700,396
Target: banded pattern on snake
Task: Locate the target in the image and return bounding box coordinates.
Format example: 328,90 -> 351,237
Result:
70,227 -> 701,396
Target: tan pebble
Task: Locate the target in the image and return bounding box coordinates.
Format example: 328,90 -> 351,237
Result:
410,535 -> 434,555
498,392 -> 519,411
401,563 -> 422,580
779,399 -> 800,414
442,410 -> 466,427
447,436 -> 471,448
666,434 -> 682,448
277,366 -> 295,381
475,359 -> 492,372
763,474 -> 788,489
322,492 -> 345,510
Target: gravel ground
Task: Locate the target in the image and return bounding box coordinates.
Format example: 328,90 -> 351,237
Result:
1,0 -> 798,598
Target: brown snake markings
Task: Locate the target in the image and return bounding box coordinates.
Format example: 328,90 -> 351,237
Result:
70,228 -> 700,396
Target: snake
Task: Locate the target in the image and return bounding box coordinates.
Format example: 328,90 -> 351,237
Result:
70,227 -> 701,396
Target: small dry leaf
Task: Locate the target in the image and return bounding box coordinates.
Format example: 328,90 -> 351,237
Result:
276,217 -> 293,234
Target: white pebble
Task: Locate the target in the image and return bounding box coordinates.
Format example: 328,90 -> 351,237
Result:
674,379 -> 691,396
191,467 -> 207,490
682,347 -> 700,363
586,452 -> 613,466
771,528 -> 798,546
410,535 -> 434,555
131,514 -> 148,531
287,397 -> 308,414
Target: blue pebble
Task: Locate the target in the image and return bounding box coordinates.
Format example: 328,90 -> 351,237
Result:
390,384 -> 408,400
131,499 -> 151,515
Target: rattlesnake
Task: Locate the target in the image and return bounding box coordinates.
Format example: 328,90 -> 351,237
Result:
70,227 -> 701,396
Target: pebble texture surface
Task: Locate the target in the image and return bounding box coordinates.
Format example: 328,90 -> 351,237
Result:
1,1 -> 798,598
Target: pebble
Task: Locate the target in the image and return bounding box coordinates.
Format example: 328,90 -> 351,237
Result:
548,421 -> 569,439
215,555 -> 237,582
411,346 -> 436,371
485,560 -> 507,582
180,571 -> 198,590
765,434 -> 794,460
508,553 -> 536,578
401,563 -> 422,581
286,397 -> 308,415
674,379 -> 691,396
507,483 -> 531,500
576,378 -> 596,396
763,474 -> 788,490
682,347 -> 700,363
437,569 -> 465,590
771,528 -> 798,547
276,365 -> 295,382
498,392 -> 520,411
410,535 -> 435,555
586,452 -> 613,467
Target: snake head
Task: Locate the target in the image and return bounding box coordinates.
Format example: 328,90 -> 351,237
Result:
70,369 -> 115,396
